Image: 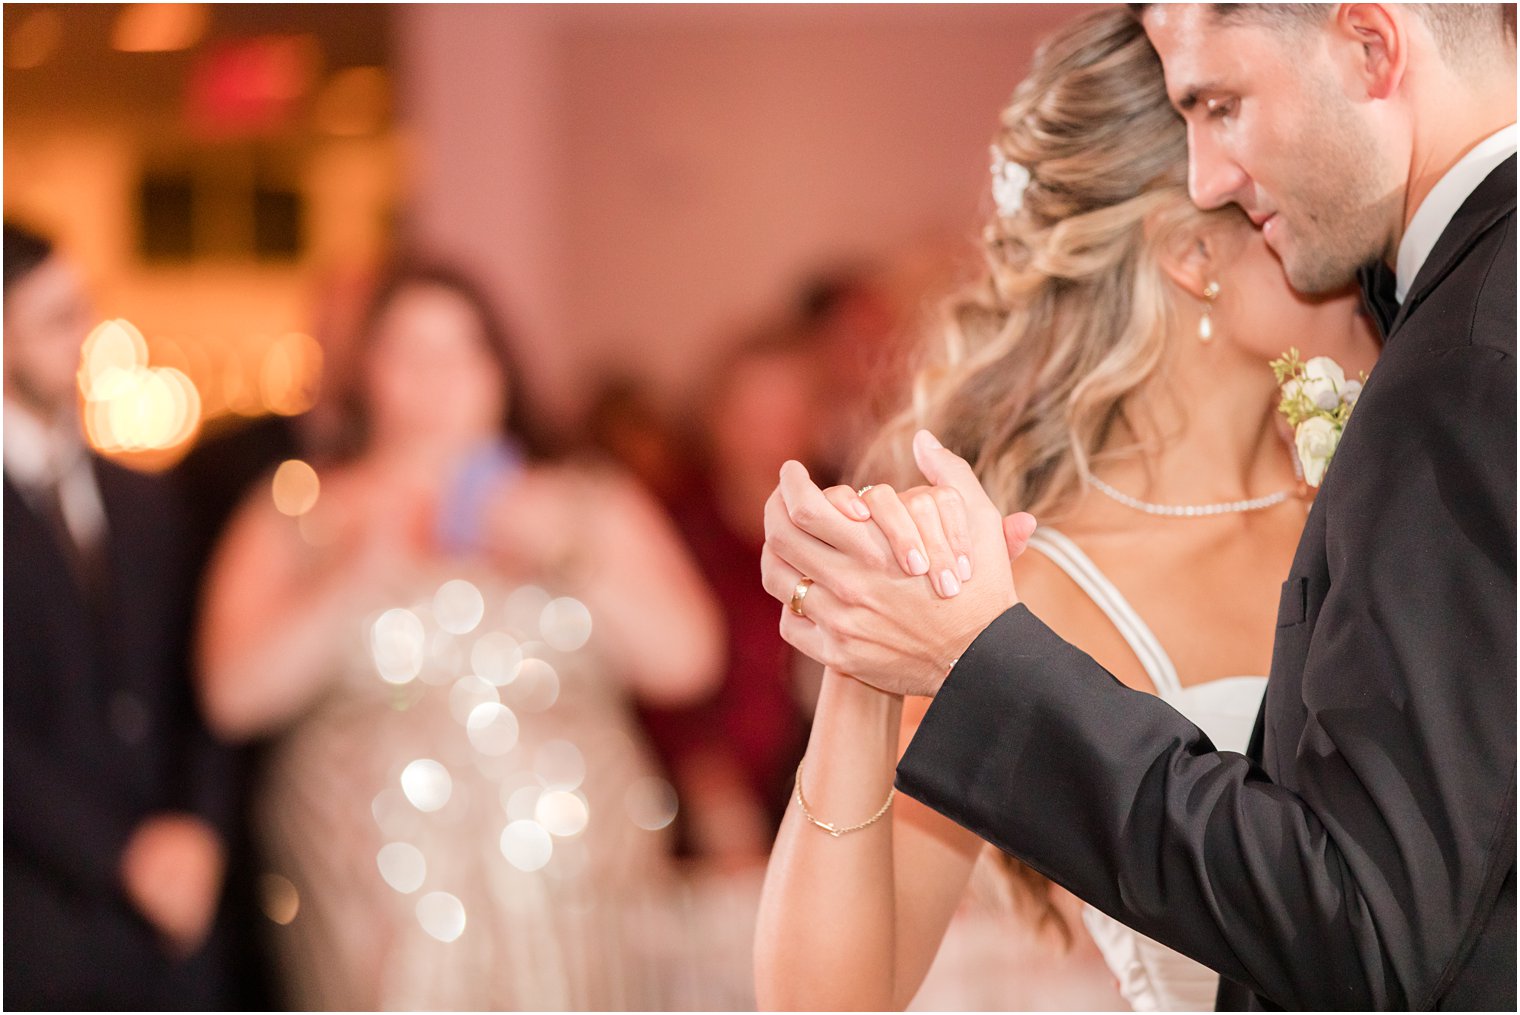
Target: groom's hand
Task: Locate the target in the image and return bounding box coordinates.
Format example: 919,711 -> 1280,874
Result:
760,430 -> 1035,697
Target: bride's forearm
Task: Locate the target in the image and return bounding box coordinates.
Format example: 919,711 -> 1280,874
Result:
755,668 -> 905,1011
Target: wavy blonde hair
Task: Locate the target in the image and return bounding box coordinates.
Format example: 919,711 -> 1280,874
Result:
856,8 -> 1244,943
856,8 -> 1244,525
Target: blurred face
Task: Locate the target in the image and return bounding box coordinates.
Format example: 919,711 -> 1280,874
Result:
3,256 -> 95,417
1214,218 -> 1379,375
710,351 -> 817,477
1143,5 -> 1404,293
362,283 -> 506,454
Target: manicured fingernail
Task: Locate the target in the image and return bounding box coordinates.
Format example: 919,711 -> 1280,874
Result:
957,555 -> 973,582
850,499 -> 870,520
906,548 -> 929,575
939,569 -> 961,597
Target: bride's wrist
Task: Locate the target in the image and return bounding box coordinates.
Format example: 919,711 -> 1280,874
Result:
823,666 -> 904,703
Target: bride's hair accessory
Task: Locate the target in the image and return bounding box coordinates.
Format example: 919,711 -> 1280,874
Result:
990,146 -> 1031,219
794,758 -> 895,837
1271,347 -> 1365,487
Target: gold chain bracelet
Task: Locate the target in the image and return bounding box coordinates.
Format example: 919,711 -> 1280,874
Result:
793,759 -> 896,837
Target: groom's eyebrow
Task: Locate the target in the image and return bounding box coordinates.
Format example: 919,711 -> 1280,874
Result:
1174,86 -> 1206,113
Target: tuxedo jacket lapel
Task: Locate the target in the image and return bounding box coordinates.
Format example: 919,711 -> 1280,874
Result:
1389,155 -> 1517,337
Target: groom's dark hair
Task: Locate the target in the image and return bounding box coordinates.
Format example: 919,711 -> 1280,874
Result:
3,220 -> 54,303
1128,4 -> 1515,66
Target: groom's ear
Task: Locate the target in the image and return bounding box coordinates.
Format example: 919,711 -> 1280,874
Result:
1334,4 -> 1408,101
1154,225 -> 1217,302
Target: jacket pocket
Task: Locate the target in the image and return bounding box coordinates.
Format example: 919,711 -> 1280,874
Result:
1276,575 -> 1309,628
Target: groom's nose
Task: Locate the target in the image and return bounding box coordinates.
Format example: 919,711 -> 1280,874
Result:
1187,131 -> 1251,213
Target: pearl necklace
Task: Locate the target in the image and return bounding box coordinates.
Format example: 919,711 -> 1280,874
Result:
1086,448 -> 1304,519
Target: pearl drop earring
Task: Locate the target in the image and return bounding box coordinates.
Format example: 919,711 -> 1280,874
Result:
1199,281 -> 1221,342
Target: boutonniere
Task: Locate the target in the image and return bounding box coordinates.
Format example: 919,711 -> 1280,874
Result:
1270,348 -> 1366,488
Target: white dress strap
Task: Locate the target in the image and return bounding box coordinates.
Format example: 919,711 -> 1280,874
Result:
1023,528 -> 1183,697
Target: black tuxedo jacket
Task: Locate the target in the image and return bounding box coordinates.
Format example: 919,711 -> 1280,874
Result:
3,457 -> 234,1009
898,157 -> 1516,1010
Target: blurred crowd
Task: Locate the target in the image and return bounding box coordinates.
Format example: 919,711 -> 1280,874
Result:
3,217 -> 928,1010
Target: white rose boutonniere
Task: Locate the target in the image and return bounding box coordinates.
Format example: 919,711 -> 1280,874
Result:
1271,347 -> 1367,488
1293,417 -> 1341,487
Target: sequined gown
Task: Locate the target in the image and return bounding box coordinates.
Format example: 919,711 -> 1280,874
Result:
255,564 -> 686,1011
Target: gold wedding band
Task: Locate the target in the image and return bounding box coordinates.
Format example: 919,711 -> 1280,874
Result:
856,485 -> 875,497
789,577 -> 815,618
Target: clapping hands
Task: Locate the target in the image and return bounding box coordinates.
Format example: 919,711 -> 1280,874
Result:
761,430 -> 1037,697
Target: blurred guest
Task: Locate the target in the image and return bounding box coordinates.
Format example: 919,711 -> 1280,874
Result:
583,373 -> 701,511
797,263 -> 908,477
166,263 -> 379,1012
3,220 -> 237,1009
196,260 -> 725,1010
639,323 -> 821,869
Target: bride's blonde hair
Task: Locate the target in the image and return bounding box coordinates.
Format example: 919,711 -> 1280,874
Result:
855,8 -> 1245,942
855,8 -> 1244,525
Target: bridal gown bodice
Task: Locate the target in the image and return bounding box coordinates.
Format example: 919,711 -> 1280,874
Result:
1025,528 -> 1268,1013
255,560 -> 684,1011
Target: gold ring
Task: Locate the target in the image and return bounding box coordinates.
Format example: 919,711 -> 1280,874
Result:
789,578 -> 815,618
856,484 -> 875,497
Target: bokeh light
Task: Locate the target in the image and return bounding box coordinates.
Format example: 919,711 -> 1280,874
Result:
470,631 -> 523,687
540,596 -> 593,652
400,758 -> 452,813
78,319 -> 203,455
415,891 -> 466,943
434,579 -> 485,635
625,776 -> 680,832
259,332 -> 323,416
112,3 -> 209,53
271,459 -> 321,517
503,657 -> 559,713
535,790 -> 590,838
7,9 -> 63,70
465,702 -> 519,756
499,820 -> 553,872
372,608 -> 426,684
376,842 -> 427,894
259,872 -> 301,926
447,675 -> 499,726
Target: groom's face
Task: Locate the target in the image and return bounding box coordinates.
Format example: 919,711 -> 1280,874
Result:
1142,5 -> 1401,294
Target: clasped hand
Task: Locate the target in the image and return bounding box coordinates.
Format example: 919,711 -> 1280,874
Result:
761,430 -> 1037,697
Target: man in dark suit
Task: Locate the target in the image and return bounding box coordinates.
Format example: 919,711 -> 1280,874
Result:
759,4 -> 1514,1009
3,222 -> 236,1009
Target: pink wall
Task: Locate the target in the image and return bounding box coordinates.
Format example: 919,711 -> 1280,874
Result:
398,4 -> 1097,425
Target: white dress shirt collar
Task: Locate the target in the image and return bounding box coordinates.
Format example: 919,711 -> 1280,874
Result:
3,399 -> 69,488
3,399 -> 107,547
1395,123 -> 1518,303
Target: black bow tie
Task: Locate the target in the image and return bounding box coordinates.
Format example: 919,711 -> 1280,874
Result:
1358,261 -> 1401,340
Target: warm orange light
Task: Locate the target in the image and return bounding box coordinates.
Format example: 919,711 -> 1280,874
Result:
6,9 -> 63,70
113,3 -> 208,54
271,459 -> 321,517
314,66 -> 391,138
260,332 -> 324,416
79,319 -> 203,454
79,319 -> 150,402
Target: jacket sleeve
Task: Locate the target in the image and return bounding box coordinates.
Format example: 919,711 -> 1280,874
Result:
896,343 -> 1515,1010
3,717 -> 138,897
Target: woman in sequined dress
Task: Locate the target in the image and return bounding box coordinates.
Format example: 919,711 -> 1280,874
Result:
196,263 -> 725,1011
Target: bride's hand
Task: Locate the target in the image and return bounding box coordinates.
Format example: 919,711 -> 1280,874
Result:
817,478 -> 1038,600
820,483 -> 974,600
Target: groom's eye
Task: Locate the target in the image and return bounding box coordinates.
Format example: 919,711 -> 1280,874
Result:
1204,96 -> 1239,120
